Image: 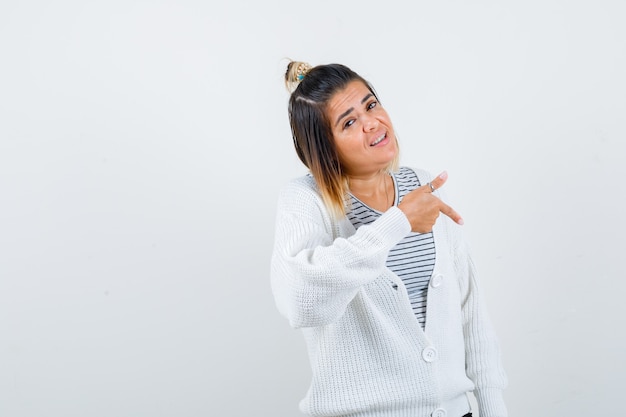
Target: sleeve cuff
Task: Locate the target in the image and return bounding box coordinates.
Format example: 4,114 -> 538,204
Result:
368,206 -> 411,248
475,387 -> 507,417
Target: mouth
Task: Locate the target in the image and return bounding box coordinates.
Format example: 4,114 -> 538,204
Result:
370,133 -> 387,146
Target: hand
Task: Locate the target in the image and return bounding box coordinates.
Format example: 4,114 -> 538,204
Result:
397,171 -> 464,233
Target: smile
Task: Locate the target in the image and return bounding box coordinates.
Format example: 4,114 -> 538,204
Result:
370,133 -> 386,146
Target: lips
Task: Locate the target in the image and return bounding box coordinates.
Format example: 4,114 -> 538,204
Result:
370,133 -> 387,146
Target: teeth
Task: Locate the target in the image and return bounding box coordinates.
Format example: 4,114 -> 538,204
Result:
371,134 -> 386,146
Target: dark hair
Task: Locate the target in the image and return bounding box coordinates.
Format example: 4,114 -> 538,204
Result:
285,62 -> 396,218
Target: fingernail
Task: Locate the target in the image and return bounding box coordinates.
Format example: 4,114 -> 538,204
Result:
439,171 -> 448,179
458,218 -> 464,225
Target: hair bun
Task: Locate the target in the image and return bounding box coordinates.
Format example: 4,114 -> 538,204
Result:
285,60 -> 313,93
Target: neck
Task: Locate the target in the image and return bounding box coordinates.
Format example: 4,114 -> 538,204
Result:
348,170 -> 394,210
347,170 -> 385,195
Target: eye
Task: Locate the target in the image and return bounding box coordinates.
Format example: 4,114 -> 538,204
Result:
367,100 -> 378,110
343,119 -> 355,129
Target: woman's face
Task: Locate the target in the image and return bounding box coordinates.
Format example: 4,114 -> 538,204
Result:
326,80 -> 398,177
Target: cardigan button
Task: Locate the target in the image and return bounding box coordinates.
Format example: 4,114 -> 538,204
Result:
430,273 -> 443,288
422,346 -> 438,362
432,408 -> 447,417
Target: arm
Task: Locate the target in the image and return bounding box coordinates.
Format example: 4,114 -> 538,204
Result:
270,178 -> 410,328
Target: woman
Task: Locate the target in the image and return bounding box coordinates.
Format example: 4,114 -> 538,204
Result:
271,61 -> 508,417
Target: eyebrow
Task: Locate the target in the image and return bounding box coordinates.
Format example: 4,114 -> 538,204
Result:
334,93 -> 374,127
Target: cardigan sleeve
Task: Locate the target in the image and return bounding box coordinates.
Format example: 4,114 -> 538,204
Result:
270,177 -> 411,328
453,228 -> 509,417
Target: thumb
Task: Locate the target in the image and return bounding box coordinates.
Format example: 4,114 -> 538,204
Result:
424,171 -> 448,193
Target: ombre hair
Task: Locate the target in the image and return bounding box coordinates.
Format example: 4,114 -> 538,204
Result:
285,61 -> 399,218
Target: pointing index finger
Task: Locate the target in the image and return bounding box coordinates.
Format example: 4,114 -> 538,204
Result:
439,200 -> 464,225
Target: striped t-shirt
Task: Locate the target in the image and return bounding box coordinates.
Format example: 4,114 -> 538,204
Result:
347,167 -> 436,329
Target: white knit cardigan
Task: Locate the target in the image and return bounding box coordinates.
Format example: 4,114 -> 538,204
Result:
270,168 -> 508,417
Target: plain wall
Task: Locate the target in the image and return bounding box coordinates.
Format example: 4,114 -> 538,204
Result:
1,1 -> 624,416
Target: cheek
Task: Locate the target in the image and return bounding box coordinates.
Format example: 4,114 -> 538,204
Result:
334,134 -> 360,157
334,143 -> 350,163
333,139 -> 357,165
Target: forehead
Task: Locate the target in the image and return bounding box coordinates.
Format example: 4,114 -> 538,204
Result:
327,80 -> 372,115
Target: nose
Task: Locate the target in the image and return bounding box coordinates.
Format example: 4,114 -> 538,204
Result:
362,114 -> 379,131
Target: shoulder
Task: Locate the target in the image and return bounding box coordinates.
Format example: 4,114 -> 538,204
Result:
275,174 -> 342,236
278,174 -> 320,202
276,174 -> 327,216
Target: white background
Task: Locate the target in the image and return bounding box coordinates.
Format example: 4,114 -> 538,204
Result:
1,1 -> 625,416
